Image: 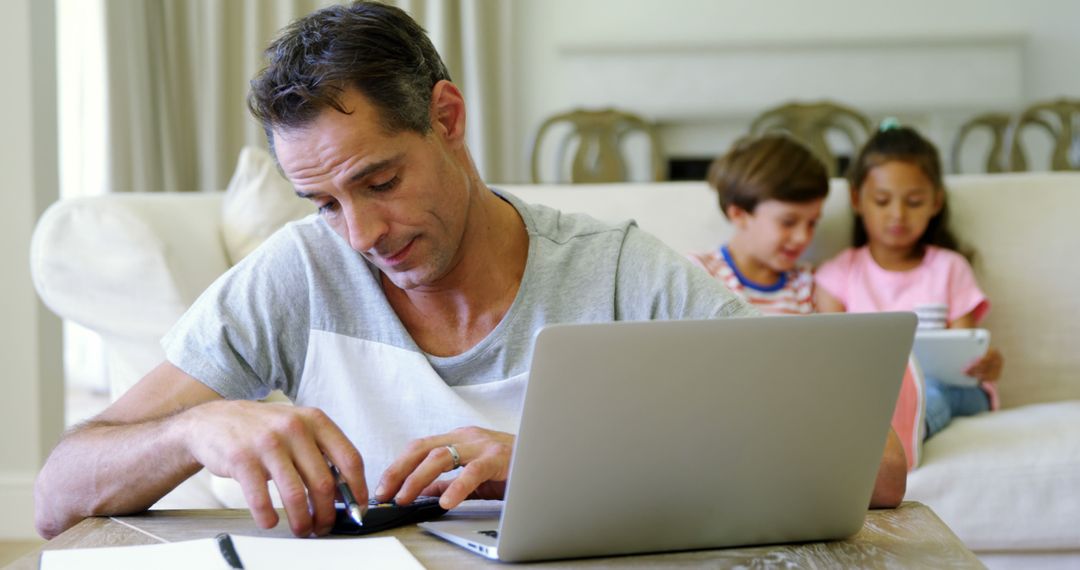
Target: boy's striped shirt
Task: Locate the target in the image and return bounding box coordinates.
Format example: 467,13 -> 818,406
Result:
689,245 -> 815,316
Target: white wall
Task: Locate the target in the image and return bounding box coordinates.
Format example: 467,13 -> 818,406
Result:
0,0 -> 63,539
509,0 -> 1080,181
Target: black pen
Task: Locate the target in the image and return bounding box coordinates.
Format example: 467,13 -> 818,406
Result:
330,463 -> 364,526
215,532 -> 245,569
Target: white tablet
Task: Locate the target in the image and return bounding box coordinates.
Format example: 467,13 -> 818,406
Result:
911,328 -> 991,387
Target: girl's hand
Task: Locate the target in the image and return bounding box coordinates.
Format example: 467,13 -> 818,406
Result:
964,347 -> 1003,383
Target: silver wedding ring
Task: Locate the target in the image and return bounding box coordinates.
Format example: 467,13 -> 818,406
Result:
445,444 -> 462,470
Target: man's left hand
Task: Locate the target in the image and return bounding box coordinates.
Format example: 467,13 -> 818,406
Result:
376,426 -> 513,509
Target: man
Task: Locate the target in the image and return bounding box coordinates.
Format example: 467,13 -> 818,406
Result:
34,2 -> 904,540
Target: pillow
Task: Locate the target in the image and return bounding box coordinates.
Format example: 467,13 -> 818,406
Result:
221,146 -> 315,265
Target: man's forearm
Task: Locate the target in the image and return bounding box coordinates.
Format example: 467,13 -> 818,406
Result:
34,413 -> 201,538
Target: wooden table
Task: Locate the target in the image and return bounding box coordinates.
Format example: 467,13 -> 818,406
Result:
8,502 -> 983,569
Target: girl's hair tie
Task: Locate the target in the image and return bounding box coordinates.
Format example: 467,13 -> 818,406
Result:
879,117 -> 902,132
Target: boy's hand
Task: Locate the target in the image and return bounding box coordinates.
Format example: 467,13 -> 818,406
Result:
964,347 -> 1003,382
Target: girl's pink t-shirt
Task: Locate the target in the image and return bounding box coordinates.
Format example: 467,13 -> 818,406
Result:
815,245 -> 989,324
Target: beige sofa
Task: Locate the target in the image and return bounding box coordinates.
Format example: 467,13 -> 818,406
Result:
31,170 -> 1080,568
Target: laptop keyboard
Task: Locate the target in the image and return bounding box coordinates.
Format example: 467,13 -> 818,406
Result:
478,530 -> 499,538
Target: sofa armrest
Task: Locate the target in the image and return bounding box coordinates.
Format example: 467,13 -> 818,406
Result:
31,192 -> 230,397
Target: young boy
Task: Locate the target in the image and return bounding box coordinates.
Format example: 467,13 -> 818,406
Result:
690,135 -> 828,315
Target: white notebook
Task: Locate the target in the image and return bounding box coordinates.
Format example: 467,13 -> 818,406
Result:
40,534 -> 425,570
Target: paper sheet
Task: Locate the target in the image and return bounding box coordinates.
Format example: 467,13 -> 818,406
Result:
40,534 -> 426,569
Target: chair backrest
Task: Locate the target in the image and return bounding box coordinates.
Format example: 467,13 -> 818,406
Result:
529,108 -> 666,183
1008,98 -> 1080,171
748,101 -> 872,177
951,112 -> 1013,173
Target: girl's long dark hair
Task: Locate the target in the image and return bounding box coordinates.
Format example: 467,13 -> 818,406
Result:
847,126 -> 973,261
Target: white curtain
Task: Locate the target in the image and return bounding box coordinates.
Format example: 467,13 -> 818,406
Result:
62,0 -> 511,196
98,0 -> 334,194
400,0 -> 514,184
56,1 -> 511,399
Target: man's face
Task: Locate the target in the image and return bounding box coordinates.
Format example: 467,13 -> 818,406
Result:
273,89 -> 470,291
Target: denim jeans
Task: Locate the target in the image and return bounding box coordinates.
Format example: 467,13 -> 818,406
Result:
924,377 -> 990,440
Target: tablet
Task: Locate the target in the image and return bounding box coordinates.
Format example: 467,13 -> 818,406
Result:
911,328 -> 990,387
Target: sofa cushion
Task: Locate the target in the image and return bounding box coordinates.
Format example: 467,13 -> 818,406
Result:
30,192 -> 231,398
906,400 -> 1080,551
943,174 -> 1080,407
222,146 -> 314,265
500,180 -> 855,269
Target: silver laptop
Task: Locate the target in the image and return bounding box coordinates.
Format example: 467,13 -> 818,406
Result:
420,312 -> 915,562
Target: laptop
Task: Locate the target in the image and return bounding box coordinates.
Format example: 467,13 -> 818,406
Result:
420,312 -> 916,562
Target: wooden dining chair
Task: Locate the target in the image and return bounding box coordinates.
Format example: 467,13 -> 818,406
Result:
748,101 -> 872,177
951,113 -> 1013,173
529,108 -> 665,184
1008,98 -> 1080,171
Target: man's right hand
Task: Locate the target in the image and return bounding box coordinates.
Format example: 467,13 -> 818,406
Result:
34,362 -> 366,539
179,401 -> 367,537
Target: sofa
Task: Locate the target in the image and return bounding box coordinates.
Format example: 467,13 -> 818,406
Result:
30,156 -> 1080,568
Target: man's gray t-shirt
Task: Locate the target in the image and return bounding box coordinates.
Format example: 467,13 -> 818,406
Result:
163,189 -> 756,487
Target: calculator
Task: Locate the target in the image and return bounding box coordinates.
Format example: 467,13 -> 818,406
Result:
331,496 -> 448,535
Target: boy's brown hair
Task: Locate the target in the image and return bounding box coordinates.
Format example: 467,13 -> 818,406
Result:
708,134 -> 829,218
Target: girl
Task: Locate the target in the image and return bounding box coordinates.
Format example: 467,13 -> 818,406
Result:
815,123 -> 1004,440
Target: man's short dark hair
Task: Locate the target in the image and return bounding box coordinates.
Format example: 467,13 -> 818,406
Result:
248,1 -> 451,147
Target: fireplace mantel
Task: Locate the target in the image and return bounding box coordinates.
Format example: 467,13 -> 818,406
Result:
554,33 -> 1026,169
558,34 -> 1025,117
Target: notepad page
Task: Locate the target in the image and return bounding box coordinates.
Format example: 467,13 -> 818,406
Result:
232,535 -> 425,568
41,538 -> 228,569
40,535 -> 426,569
